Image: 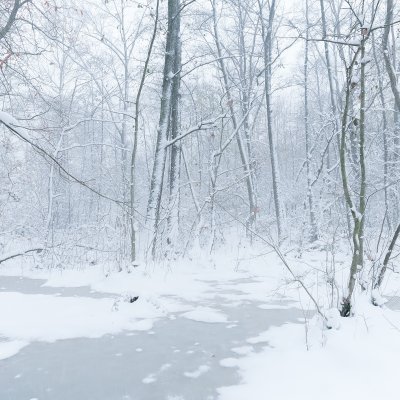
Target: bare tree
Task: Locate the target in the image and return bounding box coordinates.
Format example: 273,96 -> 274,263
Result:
258,0 -> 283,239
304,0 -> 318,242
0,0 -> 30,42
147,0 -> 181,258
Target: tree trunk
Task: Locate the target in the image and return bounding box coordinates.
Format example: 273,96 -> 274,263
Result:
147,0 -> 180,259
340,40 -> 367,317
166,5 -> 182,255
372,33 -> 391,231
304,0 -> 318,242
382,0 -> 400,226
130,0 -> 160,263
258,0 -> 283,239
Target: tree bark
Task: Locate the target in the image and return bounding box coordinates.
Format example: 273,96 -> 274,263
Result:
340,40 -> 367,317
166,3 -> 182,254
130,0 -> 160,263
258,0 -> 283,239
304,0 -> 318,242
147,0 -> 181,258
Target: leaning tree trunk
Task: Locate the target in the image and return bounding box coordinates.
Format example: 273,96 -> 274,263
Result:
374,222 -> 400,292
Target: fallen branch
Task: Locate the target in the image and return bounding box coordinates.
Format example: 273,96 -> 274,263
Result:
0,248 -> 44,265
214,201 -> 327,322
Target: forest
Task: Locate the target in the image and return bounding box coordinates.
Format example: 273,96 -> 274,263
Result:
1,0 -> 400,399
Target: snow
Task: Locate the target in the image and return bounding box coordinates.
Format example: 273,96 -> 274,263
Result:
346,39 -> 361,46
183,365 -> 210,378
231,346 -> 253,355
181,307 -> 228,323
258,303 -> 295,309
0,292 -> 161,343
0,110 -> 21,127
219,358 -> 239,368
0,241 -> 310,308
325,307 -> 341,329
142,374 -> 156,384
218,295 -> 400,400
1,243 -> 400,399
1,0 -> 399,398
142,363 -> 172,384
0,243 -> 347,357
372,288 -> 387,306
0,340 -> 28,360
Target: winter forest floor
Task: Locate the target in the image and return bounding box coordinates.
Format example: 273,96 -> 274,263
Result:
1,244 -> 400,400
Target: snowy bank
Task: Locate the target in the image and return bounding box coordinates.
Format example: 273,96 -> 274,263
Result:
218,296 -> 400,400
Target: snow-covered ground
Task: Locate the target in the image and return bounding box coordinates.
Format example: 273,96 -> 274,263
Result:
1,243 -> 400,399
218,296 -> 400,400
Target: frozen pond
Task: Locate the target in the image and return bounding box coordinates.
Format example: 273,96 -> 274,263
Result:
0,276 -> 304,400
